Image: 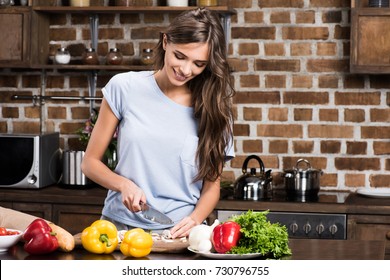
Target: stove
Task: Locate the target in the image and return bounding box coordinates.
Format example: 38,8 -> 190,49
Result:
217,191 -> 349,240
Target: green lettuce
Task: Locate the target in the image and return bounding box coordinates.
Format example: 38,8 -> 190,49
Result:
229,210 -> 292,259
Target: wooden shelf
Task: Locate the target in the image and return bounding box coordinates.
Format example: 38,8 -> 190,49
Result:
31,64 -> 153,71
33,6 -> 236,15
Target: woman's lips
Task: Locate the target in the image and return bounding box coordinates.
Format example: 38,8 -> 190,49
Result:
173,68 -> 187,82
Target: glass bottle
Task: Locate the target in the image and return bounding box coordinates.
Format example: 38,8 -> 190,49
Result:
54,47 -> 71,65
82,48 -> 99,65
106,48 -> 123,65
140,48 -> 154,65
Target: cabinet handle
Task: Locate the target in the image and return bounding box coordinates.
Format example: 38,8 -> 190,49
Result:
386,231 -> 390,240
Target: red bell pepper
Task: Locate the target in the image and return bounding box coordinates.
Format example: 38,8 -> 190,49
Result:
23,218 -> 59,255
211,221 -> 241,253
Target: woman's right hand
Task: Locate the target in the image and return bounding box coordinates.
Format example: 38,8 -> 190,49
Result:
120,180 -> 146,213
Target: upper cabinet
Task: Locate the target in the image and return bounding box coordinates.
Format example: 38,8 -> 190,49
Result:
350,0 -> 390,73
0,6 -> 49,68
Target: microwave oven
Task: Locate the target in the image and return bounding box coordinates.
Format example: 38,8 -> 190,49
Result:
0,132 -> 61,188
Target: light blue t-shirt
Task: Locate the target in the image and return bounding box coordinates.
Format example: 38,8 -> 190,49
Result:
101,71 -> 234,230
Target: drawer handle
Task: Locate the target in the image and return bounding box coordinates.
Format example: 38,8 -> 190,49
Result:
387,231 -> 390,240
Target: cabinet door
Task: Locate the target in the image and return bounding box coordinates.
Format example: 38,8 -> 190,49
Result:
53,204 -> 103,235
12,202 -> 53,220
350,8 -> 390,73
348,214 -> 390,260
0,7 -> 49,67
0,8 -> 31,67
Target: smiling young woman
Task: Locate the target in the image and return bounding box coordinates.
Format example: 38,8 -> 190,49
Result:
81,7 -> 235,239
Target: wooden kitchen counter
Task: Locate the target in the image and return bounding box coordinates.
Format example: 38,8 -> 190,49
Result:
2,185 -> 390,215
0,239 -> 385,260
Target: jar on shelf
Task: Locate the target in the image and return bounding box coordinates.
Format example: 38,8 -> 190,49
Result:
106,48 -> 123,65
140,48 -> 154,65
199,0 -> 218,6
167,0 -> 188,6
70,0 -> 90,7
82,48 -> 99,65
54,47 -> 71,65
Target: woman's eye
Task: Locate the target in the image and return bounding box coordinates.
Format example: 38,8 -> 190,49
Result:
195,62 -> 206,68
174,53 -> 184,60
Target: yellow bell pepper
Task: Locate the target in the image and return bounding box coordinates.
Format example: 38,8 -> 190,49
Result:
81,220 -> 118,254
120,228 -> 153,258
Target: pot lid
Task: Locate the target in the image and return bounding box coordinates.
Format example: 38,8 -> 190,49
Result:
284,158 -> 322,173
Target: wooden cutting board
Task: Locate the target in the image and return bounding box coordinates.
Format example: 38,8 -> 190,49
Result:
73,233 -> 189,253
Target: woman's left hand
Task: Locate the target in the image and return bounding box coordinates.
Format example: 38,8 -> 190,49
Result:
170,216 -> 198,239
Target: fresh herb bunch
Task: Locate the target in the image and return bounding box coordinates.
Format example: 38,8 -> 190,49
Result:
229,210 -> 291,259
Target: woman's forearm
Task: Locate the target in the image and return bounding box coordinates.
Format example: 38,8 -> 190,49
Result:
190,178 -> 220,224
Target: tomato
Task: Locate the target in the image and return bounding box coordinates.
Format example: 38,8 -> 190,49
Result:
0,227 -> 7,235
0,227 -> 20,236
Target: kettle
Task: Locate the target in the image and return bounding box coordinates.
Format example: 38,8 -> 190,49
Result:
233,155 -> 273,200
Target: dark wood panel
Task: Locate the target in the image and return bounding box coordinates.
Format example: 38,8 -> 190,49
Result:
0,8 -> 30,66
0,7 -> 49,68
348,214 -> 390,260
53,204 -> 103,234
12,202 -> 52,220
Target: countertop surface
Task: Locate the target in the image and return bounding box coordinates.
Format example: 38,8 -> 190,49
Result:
0,239 -> 385,260
2,185 -> 390,215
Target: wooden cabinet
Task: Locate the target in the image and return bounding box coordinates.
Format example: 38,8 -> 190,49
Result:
0,7 -> 49,68
52,204 -> 103,234
350,0 -> 390,73
0,185 -> 107,235
348,214 -> 390,260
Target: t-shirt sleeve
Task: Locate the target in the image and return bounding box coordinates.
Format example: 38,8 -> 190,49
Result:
101,73 -> 127,121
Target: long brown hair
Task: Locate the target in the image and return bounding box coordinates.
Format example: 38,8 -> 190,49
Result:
154,8 -> 235,182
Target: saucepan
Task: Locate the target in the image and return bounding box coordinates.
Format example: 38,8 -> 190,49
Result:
283,159 -> 323,198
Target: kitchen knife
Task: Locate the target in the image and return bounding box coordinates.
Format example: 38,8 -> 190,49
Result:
140,202 -> 174,225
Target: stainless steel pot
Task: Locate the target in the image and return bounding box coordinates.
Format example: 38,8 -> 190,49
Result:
283,159 -> 323,198
233,155 -> 273,200
62,150 -> 91,186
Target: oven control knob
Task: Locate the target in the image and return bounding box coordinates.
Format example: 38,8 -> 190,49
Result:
290,223 -> 299,234
316,223 -> 325,235
329,224 -> 338,235
303,222 -> 312,234
27,175 -> 37,185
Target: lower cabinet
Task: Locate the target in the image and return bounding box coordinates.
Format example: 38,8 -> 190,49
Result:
0,201 -> 103,235
348,214 -> 390,260
11,202 -> 53,221
0,186 -> 106,235
53,204 -> 103,235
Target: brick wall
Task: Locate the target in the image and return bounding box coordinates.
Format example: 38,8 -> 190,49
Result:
0,0 -> 389,191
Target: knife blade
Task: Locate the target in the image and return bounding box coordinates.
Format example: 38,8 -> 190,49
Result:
140,202 -> 174,225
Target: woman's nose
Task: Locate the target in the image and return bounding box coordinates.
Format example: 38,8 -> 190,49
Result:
180,62 -> 192,77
